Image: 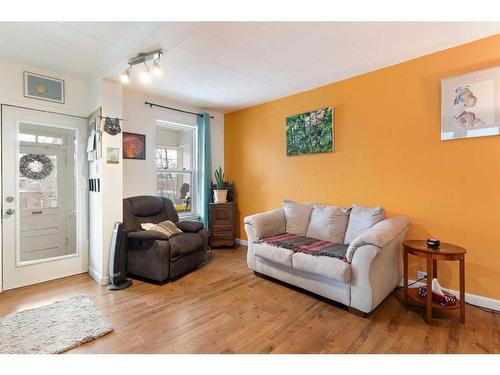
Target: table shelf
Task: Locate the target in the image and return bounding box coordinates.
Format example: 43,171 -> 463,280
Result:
403,240 -> 466,324
407,288 -> 461,311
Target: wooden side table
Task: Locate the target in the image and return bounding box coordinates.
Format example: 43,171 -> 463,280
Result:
209,202 -> 236,248
403,240 -> 466,324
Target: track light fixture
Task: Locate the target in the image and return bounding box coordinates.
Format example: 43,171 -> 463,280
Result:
152,59 -> 162,77
120,49 -> 163,84
139,63 -> 151,83
120,66 -> 132,84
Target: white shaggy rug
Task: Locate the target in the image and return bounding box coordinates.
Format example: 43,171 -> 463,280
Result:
0,294 -> 113,354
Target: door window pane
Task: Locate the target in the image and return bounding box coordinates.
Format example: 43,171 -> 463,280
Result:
19,154 -> 58,209
19,133 -> 63,144
19,133 -> 37,142
18,123 -> 77,264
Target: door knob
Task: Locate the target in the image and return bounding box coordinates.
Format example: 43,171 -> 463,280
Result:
5,208 -> 15,216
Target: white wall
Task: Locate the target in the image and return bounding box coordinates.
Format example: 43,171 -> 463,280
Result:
0,57 -> 92,292
122,88 -> 224,198
0,57 -> 91,116
87,79 -> 123,285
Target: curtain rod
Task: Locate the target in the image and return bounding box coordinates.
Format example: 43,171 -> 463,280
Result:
144,101 -> 214,119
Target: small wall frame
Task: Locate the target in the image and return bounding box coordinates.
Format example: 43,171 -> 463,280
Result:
24,71 -> 65,104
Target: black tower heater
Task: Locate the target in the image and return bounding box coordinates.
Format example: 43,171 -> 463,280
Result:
108,222 -> 133,290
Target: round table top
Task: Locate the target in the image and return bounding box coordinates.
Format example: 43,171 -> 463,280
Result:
403,240 -> 466,255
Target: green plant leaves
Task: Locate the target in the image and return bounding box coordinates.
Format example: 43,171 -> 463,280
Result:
214,166 -> 225,190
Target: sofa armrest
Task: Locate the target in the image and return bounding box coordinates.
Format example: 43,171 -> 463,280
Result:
127,230 -> 170,241
346,216 -> 410,263
244,208 -> 286,240
176,220 -> 204,233
244,208 -> 285,271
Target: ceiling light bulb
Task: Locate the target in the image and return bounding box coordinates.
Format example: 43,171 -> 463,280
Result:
152,60 -> 162,77
120,67 -> 131,84
139,63 -> 151,83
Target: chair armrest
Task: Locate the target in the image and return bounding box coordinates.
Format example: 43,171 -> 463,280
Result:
127,230 -> 170,241
244,208 -> 286,240
176,220 -> 204,233
346,216 -> 410,263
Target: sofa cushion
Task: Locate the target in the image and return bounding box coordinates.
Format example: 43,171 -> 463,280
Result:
169,233 -> 203,259
130,195 -> 166,216
253,242 -> 294,267
344,204 -> 385,244
292,252 -> 351,283
306,204 -> 350,244
123,196 -> 179,232
282,200 -> 313,235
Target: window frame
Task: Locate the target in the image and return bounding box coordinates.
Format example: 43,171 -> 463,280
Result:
156,120 -> 199,220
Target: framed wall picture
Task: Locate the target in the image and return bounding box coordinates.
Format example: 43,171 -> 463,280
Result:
106,147 -> 120,164
441,66 -> 500,141
24,71 -> 65,104
286,107 -> 334,156
123,132 -> 146,160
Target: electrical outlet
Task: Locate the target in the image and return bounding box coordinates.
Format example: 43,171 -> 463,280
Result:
416,271 -> 427,280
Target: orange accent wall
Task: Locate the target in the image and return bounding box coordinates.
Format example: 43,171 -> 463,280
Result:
224,34 -> 500,300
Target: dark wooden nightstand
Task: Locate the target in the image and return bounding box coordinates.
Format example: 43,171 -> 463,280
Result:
209,202 -> 236,248
403,240 -> 466,324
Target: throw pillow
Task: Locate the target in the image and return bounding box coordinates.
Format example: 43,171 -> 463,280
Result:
282,200 -> 314,235
306,204 -> 351,243
140,220 -> 182,238
344,204 -> 385,244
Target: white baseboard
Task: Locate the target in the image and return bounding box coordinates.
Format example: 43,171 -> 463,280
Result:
236,238 -> 248,246
88,266 -> 109,286
400,279 -> 500,312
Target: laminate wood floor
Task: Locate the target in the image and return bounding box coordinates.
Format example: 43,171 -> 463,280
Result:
0,247 -> 499,353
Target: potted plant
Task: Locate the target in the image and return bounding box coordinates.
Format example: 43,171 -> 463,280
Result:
213,166 -> 228,203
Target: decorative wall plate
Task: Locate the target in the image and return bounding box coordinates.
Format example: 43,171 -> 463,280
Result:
104,117 -> 121,135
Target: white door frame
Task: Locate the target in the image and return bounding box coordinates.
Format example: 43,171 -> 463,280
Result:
0,105 -> 89,291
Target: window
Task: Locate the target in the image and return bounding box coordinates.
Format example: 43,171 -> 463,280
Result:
156,147 -> 178,169
19,132 -> 64,145
156,121 -> 197,217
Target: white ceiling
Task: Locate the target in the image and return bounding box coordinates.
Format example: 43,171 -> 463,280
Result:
0,22 -> 156,78
1,22 -> 499,113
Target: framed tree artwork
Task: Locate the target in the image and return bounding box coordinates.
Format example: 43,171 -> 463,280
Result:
286,107 -> 334,156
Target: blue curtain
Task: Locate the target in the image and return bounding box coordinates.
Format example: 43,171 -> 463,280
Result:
197,113 -> 212,228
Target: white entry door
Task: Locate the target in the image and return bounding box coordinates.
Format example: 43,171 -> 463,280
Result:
2,107 -> 88,290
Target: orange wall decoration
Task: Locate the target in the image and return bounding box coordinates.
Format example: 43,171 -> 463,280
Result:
224,34 -> 500,300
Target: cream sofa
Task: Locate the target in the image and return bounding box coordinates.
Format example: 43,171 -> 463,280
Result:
244,203 -> 410,314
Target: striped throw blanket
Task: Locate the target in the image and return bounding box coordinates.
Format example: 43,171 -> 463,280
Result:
255,233 -> 349,262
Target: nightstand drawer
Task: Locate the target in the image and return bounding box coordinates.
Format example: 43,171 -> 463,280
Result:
212,232 -> 234,240
212,224 -> 234,233
210,202 -> 236,248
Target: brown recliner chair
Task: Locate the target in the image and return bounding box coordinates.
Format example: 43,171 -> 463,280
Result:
123,196 -> 208,283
